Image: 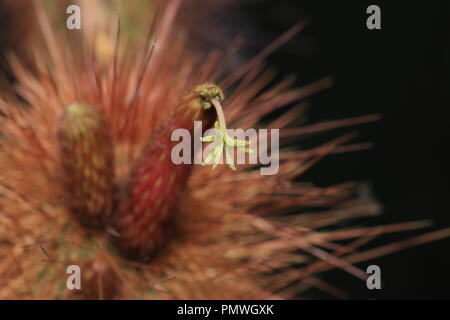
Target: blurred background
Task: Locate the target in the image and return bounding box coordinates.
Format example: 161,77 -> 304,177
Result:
1,0 -> 449,299
236,0 -> 450,299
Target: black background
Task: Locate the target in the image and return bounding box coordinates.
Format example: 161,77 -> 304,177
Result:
236,0 -> 450,299
2,0 -> 449,300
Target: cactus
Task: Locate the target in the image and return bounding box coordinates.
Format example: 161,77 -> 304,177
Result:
58,103 -> 114,228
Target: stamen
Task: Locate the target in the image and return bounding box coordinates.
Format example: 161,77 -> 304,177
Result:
197,85 -> 253,170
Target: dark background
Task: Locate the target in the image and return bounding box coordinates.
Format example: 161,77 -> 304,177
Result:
1,0 -> 448,300
236,0 -> 450,299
